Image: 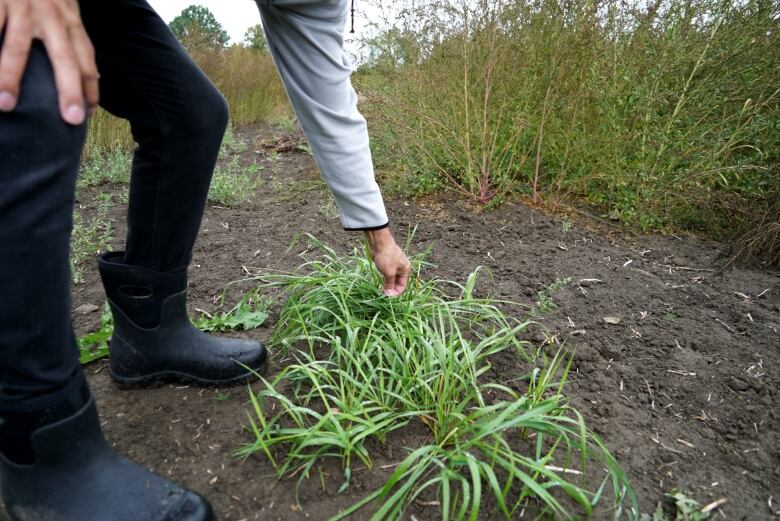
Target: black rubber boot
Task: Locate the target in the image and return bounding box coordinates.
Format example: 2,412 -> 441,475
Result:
98,251 -> 267,386
0,378 -> 213,521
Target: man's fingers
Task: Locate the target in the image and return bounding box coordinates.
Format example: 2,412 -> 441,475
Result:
37,2 -> 84,124
395,269 -> 410,295
0,1 -> 33,112
71,26 -> 98,113
60,0 -> 98,113
382,259 -> 411,297
0,0 -> 94,121
394,256 -> 411,295
383,271 -> 397,296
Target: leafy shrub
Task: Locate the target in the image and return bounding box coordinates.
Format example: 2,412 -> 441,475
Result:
359,0 -> 779,251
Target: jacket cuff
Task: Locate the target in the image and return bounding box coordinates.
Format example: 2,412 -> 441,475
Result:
343,221 -> 390,232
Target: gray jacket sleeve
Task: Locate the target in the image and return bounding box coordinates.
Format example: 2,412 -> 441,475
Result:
257,0 -> 389,230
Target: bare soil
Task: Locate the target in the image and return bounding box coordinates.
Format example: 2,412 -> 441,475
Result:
6,125 -> 778,521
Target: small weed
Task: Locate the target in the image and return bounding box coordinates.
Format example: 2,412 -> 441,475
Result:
193,288 -> 270,332
77,304 -> 113,364
77,149 -> 131,189
535,277 -> 572,314
483,194 -> 504,211
562,220 -> 573,233
96,192 -> 114,205
296,143 -> 312,155
208,157 -> 263,206
276,115 -> 299,134
219,124 -> 248,159
213,391 -> 232,401
318,193 -> 340,220
269,175 -> 283,193
268,150 -> 280,178
70,202 -> 114,284
641,491 -> 711,521
665,306 -> 678,321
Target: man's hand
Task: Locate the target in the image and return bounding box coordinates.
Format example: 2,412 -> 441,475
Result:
365,227 -> 411,297
0,0 -> 98,124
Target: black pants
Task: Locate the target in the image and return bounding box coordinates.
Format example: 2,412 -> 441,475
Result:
0,0 -> 228,412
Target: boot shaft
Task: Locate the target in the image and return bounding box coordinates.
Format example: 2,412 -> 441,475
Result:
98,252 -> 189,329
97,251 -> 267,387
0,374 -> 214,521
0,371 -> 90,465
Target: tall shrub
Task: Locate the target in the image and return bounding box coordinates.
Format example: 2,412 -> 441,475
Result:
359,0 -> 779,246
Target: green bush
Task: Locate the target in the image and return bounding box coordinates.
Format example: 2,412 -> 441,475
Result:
239,236 -> 637,520
358,0 -> 779,248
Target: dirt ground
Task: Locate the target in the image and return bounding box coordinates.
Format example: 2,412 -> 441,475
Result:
7,125 -> 777,521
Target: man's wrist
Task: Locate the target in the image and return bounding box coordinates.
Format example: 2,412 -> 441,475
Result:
364,227 -> 395,251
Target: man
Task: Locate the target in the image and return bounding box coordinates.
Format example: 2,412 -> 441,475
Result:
0,0 -> 411,519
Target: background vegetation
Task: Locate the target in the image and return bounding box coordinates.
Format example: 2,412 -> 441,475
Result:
356,0 -> 779,265
82,15 -> 288,159
82,0 -> 779,264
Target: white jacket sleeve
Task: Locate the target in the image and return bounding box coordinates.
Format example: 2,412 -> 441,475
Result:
256,0 -> 389,230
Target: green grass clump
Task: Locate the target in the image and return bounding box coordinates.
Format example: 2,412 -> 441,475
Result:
238,236 -> 637,520
208,156 -> 263,206
77,149 -> 132,188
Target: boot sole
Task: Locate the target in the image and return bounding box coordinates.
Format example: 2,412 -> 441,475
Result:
109,361 -> 268,389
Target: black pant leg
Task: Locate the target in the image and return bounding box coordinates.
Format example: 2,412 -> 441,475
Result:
0,44 -> 87,411
80,0 -> 229,272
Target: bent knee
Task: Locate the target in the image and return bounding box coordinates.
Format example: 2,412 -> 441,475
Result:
169,80 -> 229,142
2,44 -> 87,150
0,44 -> 86,188
208,88 -> 230,134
